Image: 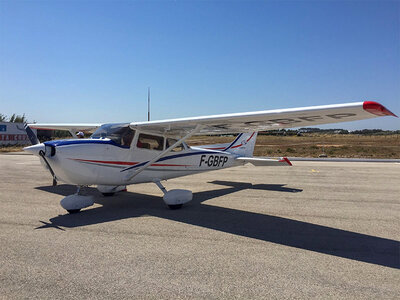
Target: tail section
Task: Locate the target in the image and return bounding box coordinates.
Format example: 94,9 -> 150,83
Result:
223,132 -> 257,157
195,132 -> 258,157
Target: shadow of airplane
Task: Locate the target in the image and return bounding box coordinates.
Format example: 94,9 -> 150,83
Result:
35,182 -> 399,269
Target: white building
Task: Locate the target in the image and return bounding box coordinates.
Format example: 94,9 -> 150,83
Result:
0,122 -> 36,146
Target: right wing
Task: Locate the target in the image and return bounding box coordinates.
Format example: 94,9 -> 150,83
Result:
129,101 -> 397,136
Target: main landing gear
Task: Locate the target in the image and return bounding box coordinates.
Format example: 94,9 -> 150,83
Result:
154,181 -> 193,209
59,182 -> 192,213
60,186 -> 94,214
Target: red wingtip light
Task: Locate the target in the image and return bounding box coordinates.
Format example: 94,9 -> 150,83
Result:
363,101 -> 398,117
279,157 -> 293,166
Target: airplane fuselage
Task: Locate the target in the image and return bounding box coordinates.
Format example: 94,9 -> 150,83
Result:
27,138 -> 241,186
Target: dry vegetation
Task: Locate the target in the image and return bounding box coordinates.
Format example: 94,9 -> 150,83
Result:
0,145 -> 25,153
188,134 -> 400,159
1,134 -> 399,158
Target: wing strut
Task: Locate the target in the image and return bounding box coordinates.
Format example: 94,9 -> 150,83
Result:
123,125 -> 203,182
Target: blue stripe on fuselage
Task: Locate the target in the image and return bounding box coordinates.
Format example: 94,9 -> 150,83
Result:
44,139 -> 130,149
120,150 -> 226,172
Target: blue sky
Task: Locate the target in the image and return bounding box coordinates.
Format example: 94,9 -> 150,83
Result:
1,0 -> 399,130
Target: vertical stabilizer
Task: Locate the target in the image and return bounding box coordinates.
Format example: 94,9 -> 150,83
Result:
223,132 -> 258,157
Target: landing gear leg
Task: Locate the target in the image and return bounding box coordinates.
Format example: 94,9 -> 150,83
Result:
154,181 -> 168,194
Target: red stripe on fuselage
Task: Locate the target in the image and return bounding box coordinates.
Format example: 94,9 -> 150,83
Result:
72,158 -> 138,165
70,158 -> 191,167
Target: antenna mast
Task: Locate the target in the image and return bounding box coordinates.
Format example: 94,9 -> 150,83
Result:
147,87 -> 150,121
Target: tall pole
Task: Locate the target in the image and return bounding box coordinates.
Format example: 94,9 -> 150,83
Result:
147,87 -> 150,121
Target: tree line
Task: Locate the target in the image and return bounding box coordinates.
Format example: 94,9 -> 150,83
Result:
260,128 -> 400,136
0,113 -> 27,123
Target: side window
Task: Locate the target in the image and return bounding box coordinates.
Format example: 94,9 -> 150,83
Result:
121,129 -> 135,147
166,138 -> 184,152
137,133 -> 164,151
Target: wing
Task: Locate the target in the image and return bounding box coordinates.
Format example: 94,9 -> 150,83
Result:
27,123 -> 102,133
130,101 -> 397,136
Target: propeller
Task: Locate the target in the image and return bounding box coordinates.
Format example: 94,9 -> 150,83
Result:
24,123 -> 39,145
24,124 -> 57,186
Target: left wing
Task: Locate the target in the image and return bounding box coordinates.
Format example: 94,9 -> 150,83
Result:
130,101 -> 396,136
27,123 -> 102,133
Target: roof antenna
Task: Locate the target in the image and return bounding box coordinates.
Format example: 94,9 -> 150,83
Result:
147,87 -> 150,121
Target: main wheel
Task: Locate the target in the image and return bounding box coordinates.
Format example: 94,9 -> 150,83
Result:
102,192 -> 115,197
168,204 -> 183,210
67,209 -> 81,214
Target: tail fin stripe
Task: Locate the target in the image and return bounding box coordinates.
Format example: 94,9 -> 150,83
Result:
228,132 -> 256,150
223,133 -> 243,151
246,132 -> 255,142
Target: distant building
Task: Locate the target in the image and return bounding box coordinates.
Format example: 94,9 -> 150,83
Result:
0,122 -> 36,145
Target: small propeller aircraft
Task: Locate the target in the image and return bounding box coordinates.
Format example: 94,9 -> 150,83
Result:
24,101 -> 396,213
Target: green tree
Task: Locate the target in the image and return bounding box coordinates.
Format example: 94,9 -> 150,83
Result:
8,113 -> 27,123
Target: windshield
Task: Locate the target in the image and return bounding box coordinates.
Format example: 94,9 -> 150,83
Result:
91,123 -> 135,147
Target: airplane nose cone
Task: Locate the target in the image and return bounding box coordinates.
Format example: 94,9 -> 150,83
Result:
23,143 -> 45,156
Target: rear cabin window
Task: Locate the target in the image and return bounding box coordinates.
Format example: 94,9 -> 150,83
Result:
166,138 -> 184,152
137,133 -> 164,151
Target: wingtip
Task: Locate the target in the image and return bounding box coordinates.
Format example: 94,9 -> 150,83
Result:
279,157 -> 293,166
363,101 -> 398,118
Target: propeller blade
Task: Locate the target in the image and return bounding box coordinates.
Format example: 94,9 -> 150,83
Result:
24,123 -> 39,145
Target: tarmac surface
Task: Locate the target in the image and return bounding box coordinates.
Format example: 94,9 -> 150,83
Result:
0,153 -> 399,299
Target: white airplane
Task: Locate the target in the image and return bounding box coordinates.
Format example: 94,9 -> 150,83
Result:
24,101 -> 396,214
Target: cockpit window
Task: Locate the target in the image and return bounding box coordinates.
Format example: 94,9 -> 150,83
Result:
91,124 -> 135,148
137,133 -> 164,151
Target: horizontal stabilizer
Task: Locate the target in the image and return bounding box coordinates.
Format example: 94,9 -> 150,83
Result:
236,156 -> 292,166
